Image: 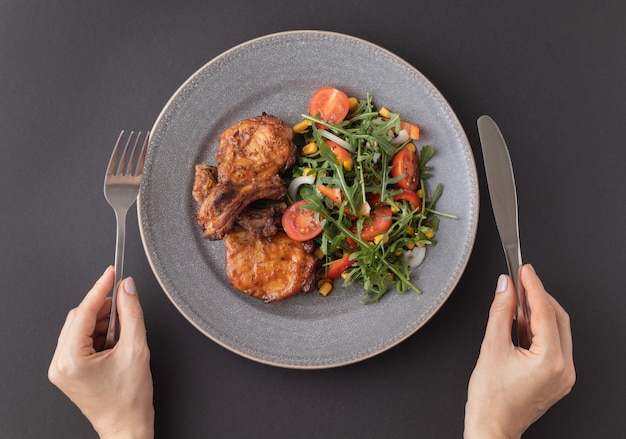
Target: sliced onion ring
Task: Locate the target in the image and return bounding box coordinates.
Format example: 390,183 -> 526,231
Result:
391,129 -> 410,146
319,129 -> 354,152
288,175 -> 315,200
403,246 -> 426,271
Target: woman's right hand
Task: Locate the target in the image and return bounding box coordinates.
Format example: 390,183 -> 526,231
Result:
464,264 -> 576,438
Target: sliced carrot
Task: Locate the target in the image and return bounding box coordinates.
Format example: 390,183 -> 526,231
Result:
317,185 -> 342,203
325,140 -> 353,171
400,121 -> 420,140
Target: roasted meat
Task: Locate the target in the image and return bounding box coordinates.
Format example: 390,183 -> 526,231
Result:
192,164 -> 217,204
194,165 -> 285,237
195,115 -> 296,240
234,201 -> 286,238
193,115 -> 318,302
223,229 -> 320,303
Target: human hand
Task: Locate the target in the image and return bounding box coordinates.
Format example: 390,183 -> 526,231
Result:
464,264 -> 575,439
48,266 -> 154,439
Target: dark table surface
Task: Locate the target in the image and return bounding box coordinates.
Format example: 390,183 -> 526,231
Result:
2,1 -> 625,438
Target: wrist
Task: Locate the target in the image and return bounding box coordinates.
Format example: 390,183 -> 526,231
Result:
464,404 -> 521,439
464,426 -> 520,439
99,423 -> 154,439
97,409 -> 154,439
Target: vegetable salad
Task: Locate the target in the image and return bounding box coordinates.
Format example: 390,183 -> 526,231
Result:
283,87 -> 454,303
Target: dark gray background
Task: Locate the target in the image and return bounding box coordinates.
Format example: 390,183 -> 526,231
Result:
1,1 -> 624,437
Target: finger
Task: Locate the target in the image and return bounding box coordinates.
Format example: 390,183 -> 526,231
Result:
521,265 -> 561,355
49,307 -> 78,370
77,266 -> 114,314
96,296 -> 112,321
482,274 -> 517,350
66,267 -> 114,354
54,307 -> 78,349
116,277 -> 148,346
546,292 -> 574,364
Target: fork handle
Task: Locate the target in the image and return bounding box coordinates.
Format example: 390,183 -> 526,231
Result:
104,208 -> 128,349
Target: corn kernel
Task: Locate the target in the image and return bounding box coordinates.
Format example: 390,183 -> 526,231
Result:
407,142 -> 417,153
387,273 -> 395,281
342,158 -> 354,171
406,242 -> 415,250
424,228 -> 435,239
416,189 -> 423,199
341,272 -> 352,282
348,97 -> 359,112
302,141 -> 318,155
314,248 -> 325,259
406,226 -> 415,235
318,281 -> 333,296
293,119 -> 311,133
303,167 -> 316,177
379,107 -> 392,119
373,234 -> 389,245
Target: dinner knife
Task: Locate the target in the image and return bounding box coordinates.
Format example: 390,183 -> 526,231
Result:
477,115 -> 532,349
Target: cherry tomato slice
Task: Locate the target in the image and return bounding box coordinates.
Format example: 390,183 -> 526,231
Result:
391,148 -> 420,191
326,253 -> 355,279
393,190 -> 422,210
360,206 -> 393,241
308,86 -> 350,125
282,200 -> 323,241
367,192 -> 382,205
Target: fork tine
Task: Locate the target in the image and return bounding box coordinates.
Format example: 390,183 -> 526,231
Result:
134,131 -> 150,176
116,131 -> 135,176
106,131 -> 126,176
124,131 -> 142,176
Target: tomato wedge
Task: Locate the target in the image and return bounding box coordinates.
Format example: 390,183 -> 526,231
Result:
391,148 -> 420,191
282,200 -> 323,241
360,206 -> 393,241
308,86 -> 350,125
393,190 -> 422,210
326,253 -> 355,279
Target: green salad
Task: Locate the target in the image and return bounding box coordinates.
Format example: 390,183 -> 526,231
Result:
281,87 -> 454,303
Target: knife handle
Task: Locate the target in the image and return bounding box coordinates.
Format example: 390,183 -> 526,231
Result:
504,245 -> 533,349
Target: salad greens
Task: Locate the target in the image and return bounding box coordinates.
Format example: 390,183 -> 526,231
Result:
288,93 -> 455,303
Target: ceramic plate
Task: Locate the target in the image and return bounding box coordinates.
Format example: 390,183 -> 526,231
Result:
139,30 -> 478,369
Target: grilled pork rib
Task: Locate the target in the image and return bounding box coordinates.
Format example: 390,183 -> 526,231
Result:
223,229 -> 319,303
195,115 -> 296,240
192,115 -> 320,302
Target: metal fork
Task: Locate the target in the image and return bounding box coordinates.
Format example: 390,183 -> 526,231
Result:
103,130 -> 149,349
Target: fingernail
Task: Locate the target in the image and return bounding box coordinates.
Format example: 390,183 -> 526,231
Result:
527,264 -> 536,274
123,277 -> 137,295
102,265 -> 113,277
496,274 -> 508,293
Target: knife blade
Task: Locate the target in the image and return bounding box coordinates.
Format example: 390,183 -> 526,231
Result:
477,115 -> 532,349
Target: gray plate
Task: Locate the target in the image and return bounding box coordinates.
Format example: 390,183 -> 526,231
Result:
138,30 -> 478,369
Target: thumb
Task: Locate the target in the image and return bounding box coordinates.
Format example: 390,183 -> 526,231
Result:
482,274 -> 517,348
116,277 -> 148,346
